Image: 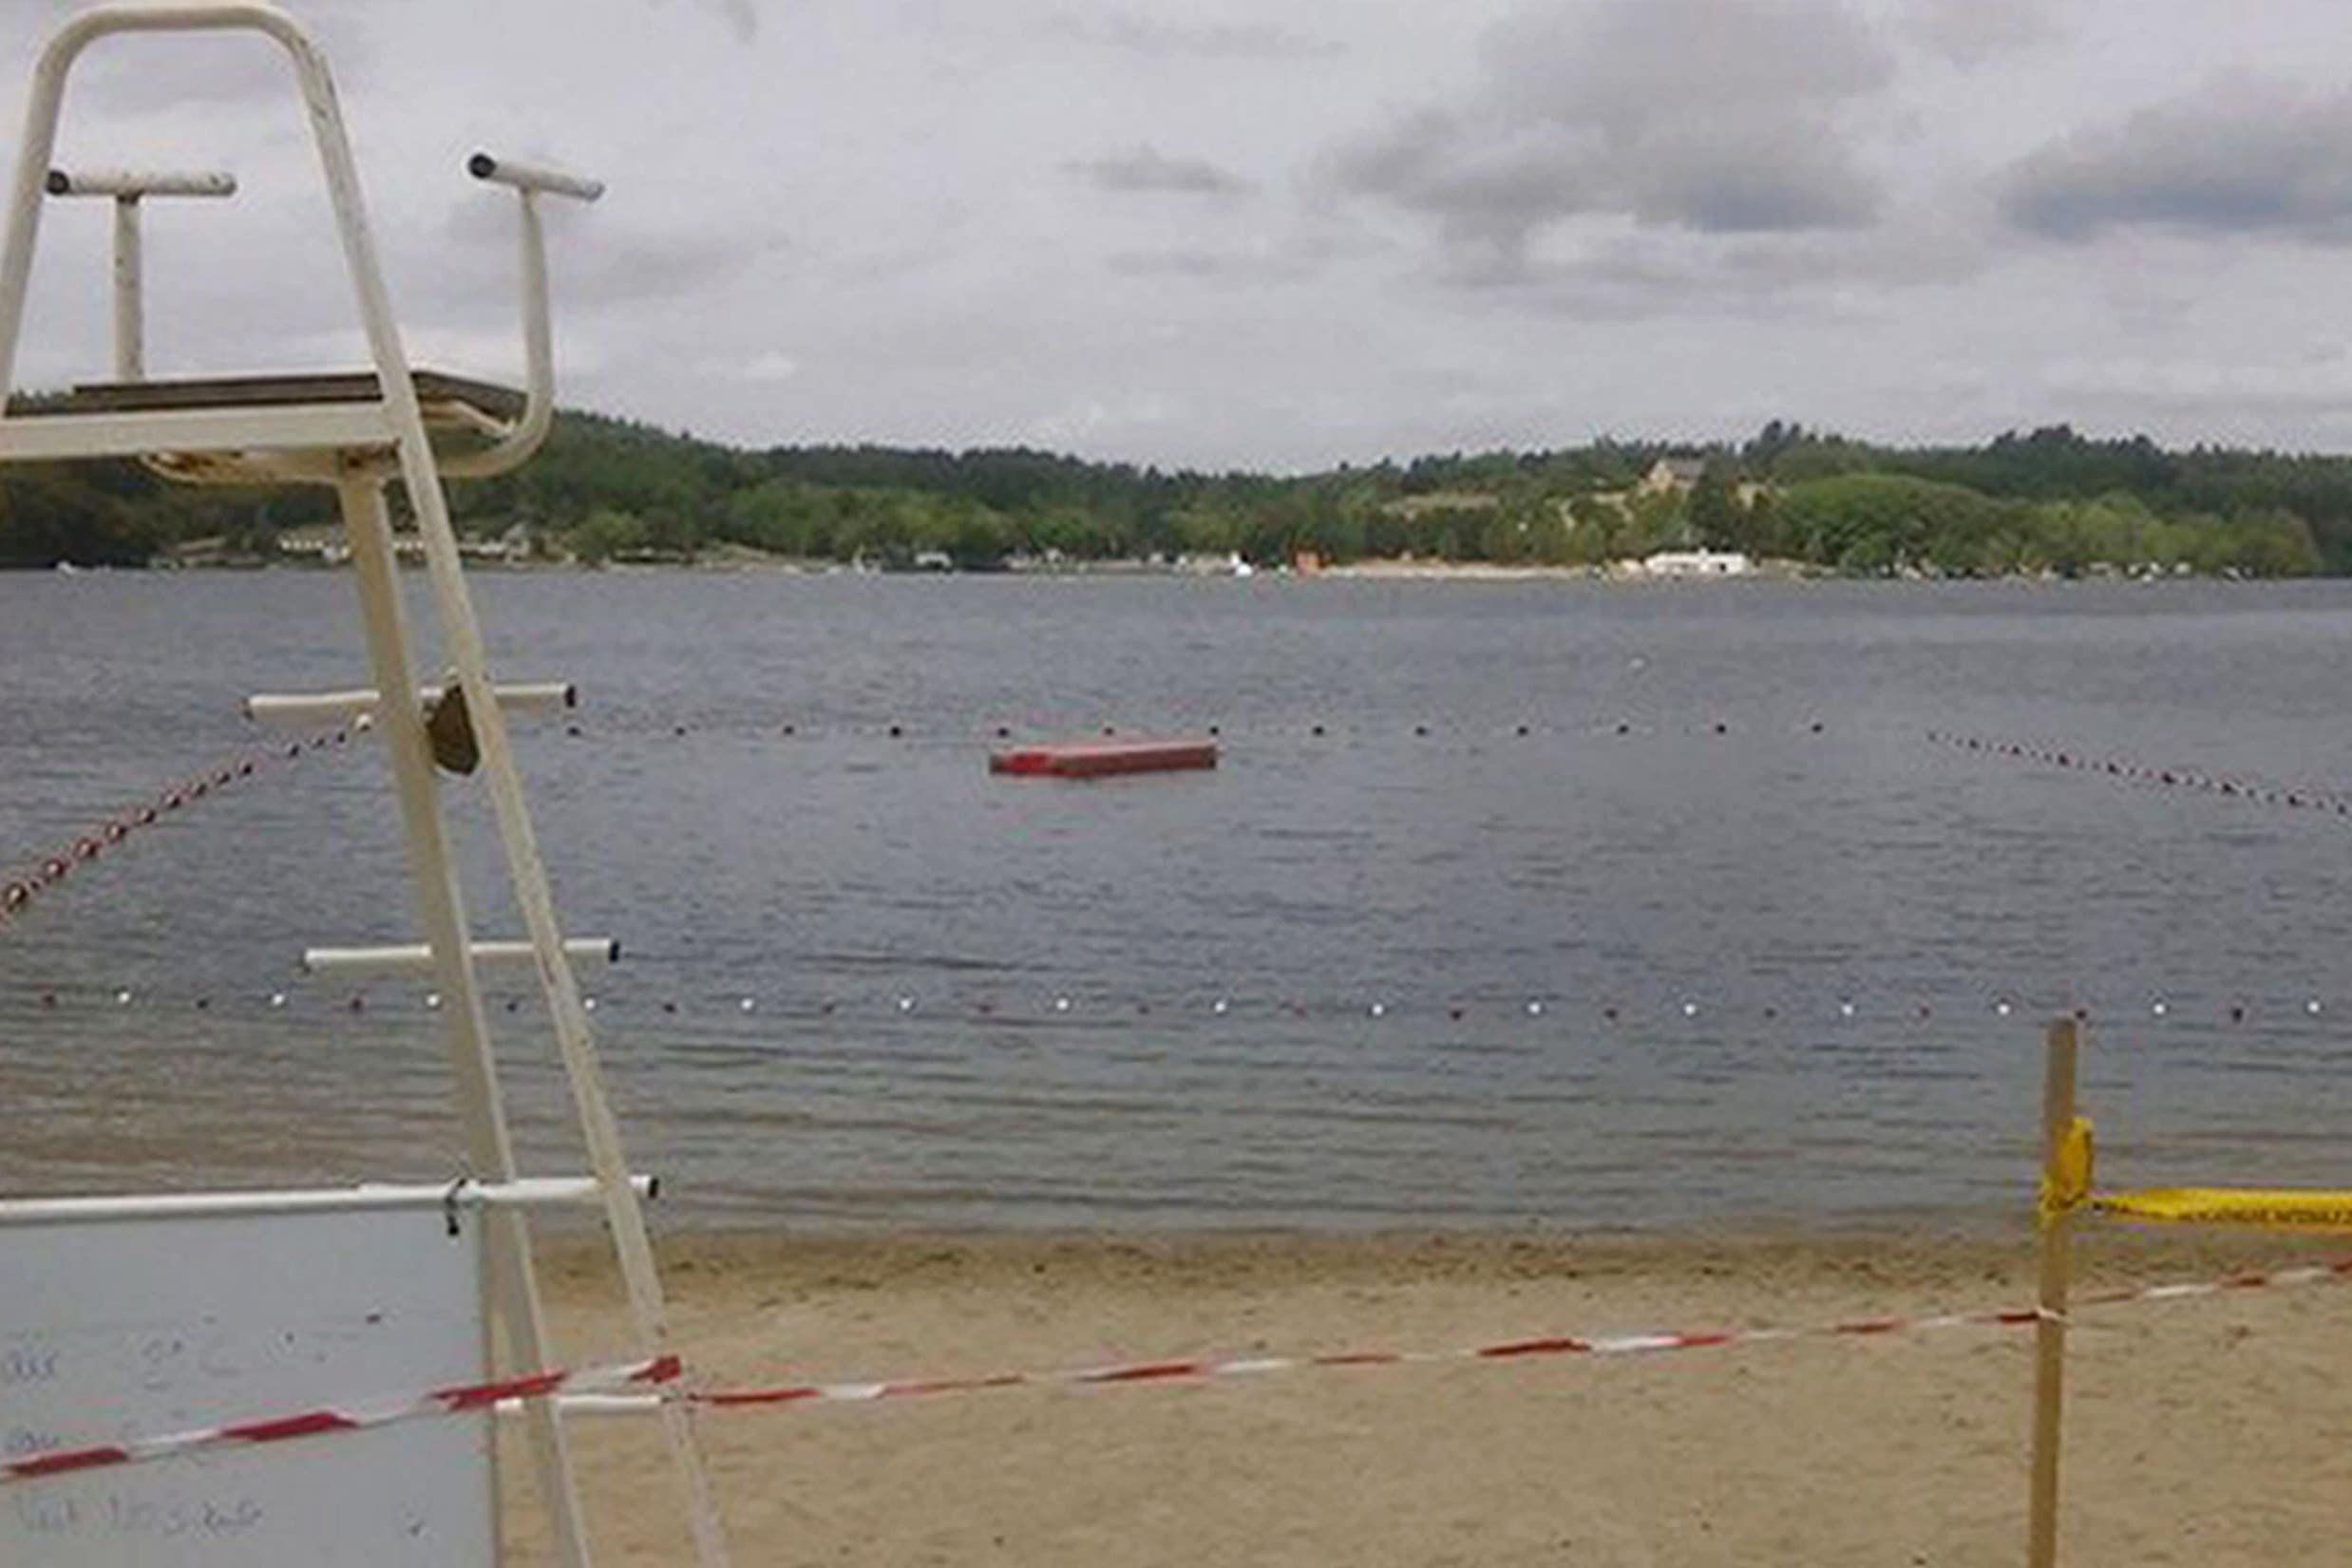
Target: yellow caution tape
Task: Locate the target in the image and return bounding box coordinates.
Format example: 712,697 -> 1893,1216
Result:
2038,1116 -> 2095,1227
2092,1188 -> 2352,1231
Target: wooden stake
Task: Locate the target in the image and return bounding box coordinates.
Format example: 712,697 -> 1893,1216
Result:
2027,1015 -> 2079,1568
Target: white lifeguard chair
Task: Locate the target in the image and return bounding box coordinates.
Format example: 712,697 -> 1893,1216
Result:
0,6 -> 728,1563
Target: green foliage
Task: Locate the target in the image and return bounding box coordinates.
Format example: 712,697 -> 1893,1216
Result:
0,409 -> 2336,577
568,507 -> 646,566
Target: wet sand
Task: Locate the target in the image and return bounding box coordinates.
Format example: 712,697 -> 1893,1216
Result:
503,1227 -> 2352,1565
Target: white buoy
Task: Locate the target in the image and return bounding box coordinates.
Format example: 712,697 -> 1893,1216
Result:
739,996 -> 757,1013
426,992 -> 443,1011
269,992 -> 287,1009
1681,1000 -> 1698,1017
582,996 -> 599,1013
115,989 -> 132,1006
1054,996 -> 1072,1012
1839,1000 -> 1856,1018
1369,1002 -> 1386,1018
897,996 -> 915,1013
1526,1000 -> 1544,1017
1212,999 -> 1229,1015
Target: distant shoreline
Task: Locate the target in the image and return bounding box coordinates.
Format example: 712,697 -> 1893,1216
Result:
16,555 -> 2271,583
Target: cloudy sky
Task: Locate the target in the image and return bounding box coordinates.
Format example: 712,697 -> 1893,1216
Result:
3,0 -> 2350,469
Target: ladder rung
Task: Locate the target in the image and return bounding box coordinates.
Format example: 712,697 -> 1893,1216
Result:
301,937 -> 619,976
244,681 -> 576,727
0,1175 -> 654,1225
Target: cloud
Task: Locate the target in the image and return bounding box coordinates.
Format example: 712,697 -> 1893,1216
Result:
2001,82 -> 2352,241
636,0 -> 756,43
1323,0 -> 1895,274
1422,215 -> 1989,323
1104,247 -> 1312,283
2037,349 -> 2352,416
1068,144 -> 1252,197
1905,0 -> 2061,66
1046,12 -> 1342,62
737,350 -> 799,382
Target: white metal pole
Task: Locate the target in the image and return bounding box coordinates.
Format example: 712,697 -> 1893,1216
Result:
303,936 -> 620,977
438,152 -> 599,480
44,170 -> 237,383
244,680 -> 576,727
0,1176 -> 655,1226
111,195 -> 139,379
341,474 -> 596,1568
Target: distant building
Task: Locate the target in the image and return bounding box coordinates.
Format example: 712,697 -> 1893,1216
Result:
1639,549 -> 1753,578
1638,457 -> 1708,496
275,521 -> 530,567
275,525 -> 351,566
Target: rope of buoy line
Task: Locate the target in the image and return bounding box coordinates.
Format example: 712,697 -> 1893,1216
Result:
0,717 -> 369,931
6,982 -> 2335,1028
1927,728 -> 2352,820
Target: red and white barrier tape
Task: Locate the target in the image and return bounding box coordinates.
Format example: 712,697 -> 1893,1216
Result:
644,1252 -> 2352,1412
11,1255 -> 2347,1486
0,1353 -> 678,1486
0,719 -> 366,931
1928,729 -> 2352,820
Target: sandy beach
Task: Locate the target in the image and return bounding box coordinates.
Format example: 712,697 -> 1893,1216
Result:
502,1227 -> 2352,1565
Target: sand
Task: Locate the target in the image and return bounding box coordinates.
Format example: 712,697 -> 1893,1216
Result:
495,1227 -> 2352,1565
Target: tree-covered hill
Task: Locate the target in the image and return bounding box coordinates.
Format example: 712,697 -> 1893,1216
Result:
4,411 -> 2349,577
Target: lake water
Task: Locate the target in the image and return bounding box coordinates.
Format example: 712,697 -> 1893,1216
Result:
6,571 -> 2352,1232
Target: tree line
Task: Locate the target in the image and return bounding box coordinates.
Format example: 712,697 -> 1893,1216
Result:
1,412 -> 2344,577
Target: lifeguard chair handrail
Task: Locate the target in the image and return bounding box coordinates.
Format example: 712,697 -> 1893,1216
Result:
0,9 -> 598,482
438,150 -> 602,480
47,163 -> 239,383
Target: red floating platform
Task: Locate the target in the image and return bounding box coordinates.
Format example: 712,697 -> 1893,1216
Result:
989,737 -> 1220,779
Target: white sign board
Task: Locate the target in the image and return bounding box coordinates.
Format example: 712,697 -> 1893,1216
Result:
0,1193 -> 494,1565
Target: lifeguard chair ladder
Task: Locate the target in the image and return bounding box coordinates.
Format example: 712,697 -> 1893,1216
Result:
0,6 -> 728,1563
